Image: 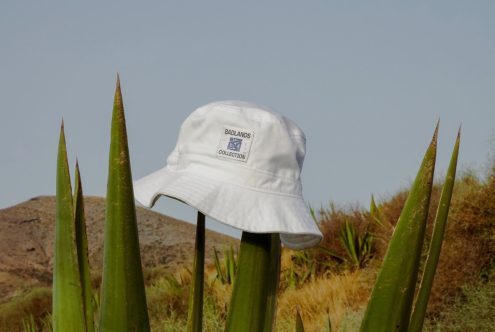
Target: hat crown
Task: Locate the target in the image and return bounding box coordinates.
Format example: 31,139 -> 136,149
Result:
169,101 -> 306,182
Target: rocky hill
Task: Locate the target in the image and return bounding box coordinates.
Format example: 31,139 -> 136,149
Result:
0,196 -> 236,302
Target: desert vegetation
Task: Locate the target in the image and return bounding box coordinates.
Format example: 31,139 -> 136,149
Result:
2,164 -> 494,331
1,78 -> 494,331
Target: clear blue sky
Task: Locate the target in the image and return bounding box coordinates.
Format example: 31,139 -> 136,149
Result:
1,2 -> 494,237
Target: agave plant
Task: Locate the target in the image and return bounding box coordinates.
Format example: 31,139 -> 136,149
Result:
408,129 -> 460,331
286,250 -> 319,288
225,233 -> 281,332
339,219 -> 373,268
74,163 -> 95,332
213,243 -> 237,285
99,75 -> 150,331
360,125 -> 460,331
52,123 -> 93,332
369,194 -> 393,230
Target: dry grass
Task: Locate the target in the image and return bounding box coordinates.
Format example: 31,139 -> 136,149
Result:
0,287 -> 51,332
424,280 -> 495,331
276,269 -> 375,331
424,170 -> 495,314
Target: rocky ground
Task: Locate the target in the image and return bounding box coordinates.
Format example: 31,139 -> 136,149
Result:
0,196 -> 236,302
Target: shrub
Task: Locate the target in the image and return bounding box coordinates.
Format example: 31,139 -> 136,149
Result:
0,287 -> 51,332
424,280 -> 495,331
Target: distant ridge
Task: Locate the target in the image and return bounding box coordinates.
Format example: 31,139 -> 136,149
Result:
0,196 -> 236,302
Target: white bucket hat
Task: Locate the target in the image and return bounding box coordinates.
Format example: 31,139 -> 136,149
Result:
134,100 -> 322,249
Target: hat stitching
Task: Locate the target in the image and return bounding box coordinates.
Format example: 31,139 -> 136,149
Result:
167,168 -> 303,198
176,152 -> 303,181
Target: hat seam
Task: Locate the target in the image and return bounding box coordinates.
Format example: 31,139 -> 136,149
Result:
222,180 -> 303,199
177,152 -> 302,181
169,168 -> 304,199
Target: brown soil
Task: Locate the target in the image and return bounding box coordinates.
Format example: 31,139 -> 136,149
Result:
0,196 -> 236,303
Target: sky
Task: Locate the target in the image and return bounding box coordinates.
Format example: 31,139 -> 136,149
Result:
1,2 -> 494,238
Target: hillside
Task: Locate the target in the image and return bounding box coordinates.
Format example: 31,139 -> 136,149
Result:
0,196 -> 236,302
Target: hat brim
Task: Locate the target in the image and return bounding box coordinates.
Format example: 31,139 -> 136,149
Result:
133,167 -> 322,250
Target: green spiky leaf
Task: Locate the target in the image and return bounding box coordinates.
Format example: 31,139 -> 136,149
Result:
360,125 -> 438,332
74,162 -> 94,332
409,129 -> 460,332
99,75 -> 150,331
186,212 -> 205,332
370,194 -> 385,227
326,310 -> 332,332
225,247 -> 232,284
225,232 -> 281,332
263,234 -> 281,331
295,307 -> 305,332
53,122 -> 86,332
340,220 -> 359,265
213,247 -> 225,284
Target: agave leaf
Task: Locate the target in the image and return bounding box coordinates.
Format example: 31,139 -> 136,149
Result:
225,232 -> 281,332
22,314 -> 36,332
360,125 -> 438,332
263,234 -> 281,332
309,205 -> 318,223
326,310 -> 332,332
409,129 -> 460,332
53,122 -> 86,332
186,212 -> 205,332
317,245 -> 345,262
99,75 -> 150,331
73,162 -> 94,332
213,247 -> 225,284
370,194 -> 385,227
295,307 -> 305,332
360,232 -> 373,264
223,247 -> 232,285
289,265 -> 296,289
300,261 -> 314,285
348,222 -> 358,264
340,221 -> 359,266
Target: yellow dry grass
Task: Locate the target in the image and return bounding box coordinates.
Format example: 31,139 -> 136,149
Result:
276,268 -> 375,331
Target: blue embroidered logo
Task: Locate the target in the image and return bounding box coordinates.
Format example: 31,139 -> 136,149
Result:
227,137 -> 242,152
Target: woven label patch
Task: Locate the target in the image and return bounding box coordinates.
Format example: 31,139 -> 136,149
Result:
216,126 -> 254,162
